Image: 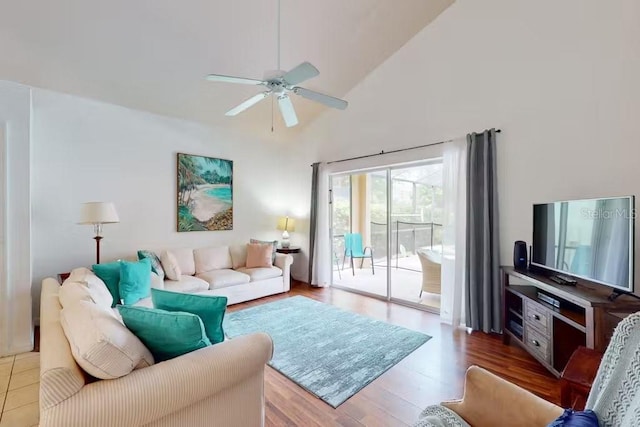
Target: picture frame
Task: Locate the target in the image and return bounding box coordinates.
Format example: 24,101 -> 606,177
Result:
177,153 -> 233,232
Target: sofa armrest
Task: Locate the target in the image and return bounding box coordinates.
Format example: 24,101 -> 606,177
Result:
275,253 -> 293,289
41,333 -> 273,427
442,366 -> 563,427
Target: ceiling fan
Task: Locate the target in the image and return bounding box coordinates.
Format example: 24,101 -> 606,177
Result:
206,63 -> 348,128
204,0 -> 348,128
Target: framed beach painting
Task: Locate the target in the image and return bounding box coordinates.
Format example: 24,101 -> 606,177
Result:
177,153 -> 233,232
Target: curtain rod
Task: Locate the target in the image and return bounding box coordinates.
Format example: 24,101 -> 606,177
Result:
316,129 -> 501,166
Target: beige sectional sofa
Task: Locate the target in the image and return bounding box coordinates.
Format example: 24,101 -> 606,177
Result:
154,245 -> 293,305
40,275 -> 274,427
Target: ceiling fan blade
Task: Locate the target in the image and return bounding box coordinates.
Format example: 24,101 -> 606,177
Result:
282,62 -> 319,86
225,92 -> 270,116
278,95 -> 299,127
206,74 -> 266,85
293,87 -> 348,110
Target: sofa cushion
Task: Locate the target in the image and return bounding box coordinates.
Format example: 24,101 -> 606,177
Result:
194,246 -> 232,273
160,250 -> 182,281
137,250 -> 165,280
164,275 -> 210,293
171,248 -> 196,275
92,262 -> 122,307
237,266 -> 283,282
229,244 -> 247,269
119,259 -> 152,305
60,300 -> 154,379
246,243 -> 274,268
196,269 -> 250,289
118,305 -> 211,362
250,239 -> 277,263
152,289 -> 227,344
60,268 -> 113,309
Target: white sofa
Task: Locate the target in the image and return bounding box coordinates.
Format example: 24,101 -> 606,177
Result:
154,245 -> 293,305
40,276 -> 274,427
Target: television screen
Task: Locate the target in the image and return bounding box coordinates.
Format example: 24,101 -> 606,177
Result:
532,196 -> 634,292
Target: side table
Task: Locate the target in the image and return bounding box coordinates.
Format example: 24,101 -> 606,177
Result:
276,246 -> 300,283
560,346 -> 602,410
276,246 -> 301,255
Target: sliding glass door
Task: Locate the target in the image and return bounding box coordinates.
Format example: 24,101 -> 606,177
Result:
389,163 -> 443,310
330,161 -> 443,311
330,171 -> 387,298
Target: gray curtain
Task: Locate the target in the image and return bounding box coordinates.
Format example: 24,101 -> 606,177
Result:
308,163 -> 320,286
465,129 -> 501,333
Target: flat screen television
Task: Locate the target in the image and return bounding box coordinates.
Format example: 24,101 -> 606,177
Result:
532,196 -> 635,293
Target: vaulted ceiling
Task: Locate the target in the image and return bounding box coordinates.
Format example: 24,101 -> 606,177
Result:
0,0 -> 453,135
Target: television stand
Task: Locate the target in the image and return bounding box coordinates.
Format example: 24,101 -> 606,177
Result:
502,267 -> 640,377
607,289 -> 640,302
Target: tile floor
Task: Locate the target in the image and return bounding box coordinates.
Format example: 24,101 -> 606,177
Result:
0,352 -> 40,427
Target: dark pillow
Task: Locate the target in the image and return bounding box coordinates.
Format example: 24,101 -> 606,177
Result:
547,409 -> 599,427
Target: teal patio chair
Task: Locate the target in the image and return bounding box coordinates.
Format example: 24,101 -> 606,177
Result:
343,233 -> 374,276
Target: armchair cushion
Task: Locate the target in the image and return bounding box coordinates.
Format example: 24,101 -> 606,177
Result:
442,366 -> 563,427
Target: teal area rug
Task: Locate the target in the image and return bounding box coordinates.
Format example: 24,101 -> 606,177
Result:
223,296 -> 431,407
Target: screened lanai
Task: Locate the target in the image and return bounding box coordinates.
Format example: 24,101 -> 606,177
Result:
331,162 -> 443,310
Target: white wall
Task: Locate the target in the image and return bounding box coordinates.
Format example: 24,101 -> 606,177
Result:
0,81 -> 33,355
31,88 -> 310,315
302,0 -> 640,290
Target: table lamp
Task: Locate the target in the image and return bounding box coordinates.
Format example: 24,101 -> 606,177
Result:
277,216 -> 295,248
79,202 -> 120,264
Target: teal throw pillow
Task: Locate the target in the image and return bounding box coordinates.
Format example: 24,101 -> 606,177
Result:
119,258 -> 152,305
118,305 -> 211,362
137,250 -> 165,280
151,289 -> 227,344
92,262 -> 122,307
250,238 -> 277,263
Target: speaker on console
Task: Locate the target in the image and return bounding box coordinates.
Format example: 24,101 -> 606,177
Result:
513,240 -> 528,270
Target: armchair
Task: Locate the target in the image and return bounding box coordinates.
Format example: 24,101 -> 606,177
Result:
414,311 -> 640,427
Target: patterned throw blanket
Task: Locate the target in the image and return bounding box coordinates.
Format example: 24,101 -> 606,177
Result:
586,312 -> 640,427
412,405 -> 470,427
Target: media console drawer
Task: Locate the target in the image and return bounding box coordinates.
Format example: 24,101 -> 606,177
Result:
524,299 -> 551,336
524,324 -> 551,364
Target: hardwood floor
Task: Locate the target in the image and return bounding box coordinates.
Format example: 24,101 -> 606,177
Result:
229,282 -> 561,426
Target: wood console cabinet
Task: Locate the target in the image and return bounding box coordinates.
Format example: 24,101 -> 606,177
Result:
502,267 -> 640,377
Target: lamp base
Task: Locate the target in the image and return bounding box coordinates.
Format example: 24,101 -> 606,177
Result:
281,240 -> 291,249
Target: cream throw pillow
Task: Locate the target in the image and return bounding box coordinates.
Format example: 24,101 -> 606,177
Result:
61,267 -> 114,309
60,301 -> 154,379
161,250 -> 182,280
245,243 -> 273,268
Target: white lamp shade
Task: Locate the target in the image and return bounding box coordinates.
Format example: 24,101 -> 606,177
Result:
276,216 -> 295,232
79,202 -> 120,224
